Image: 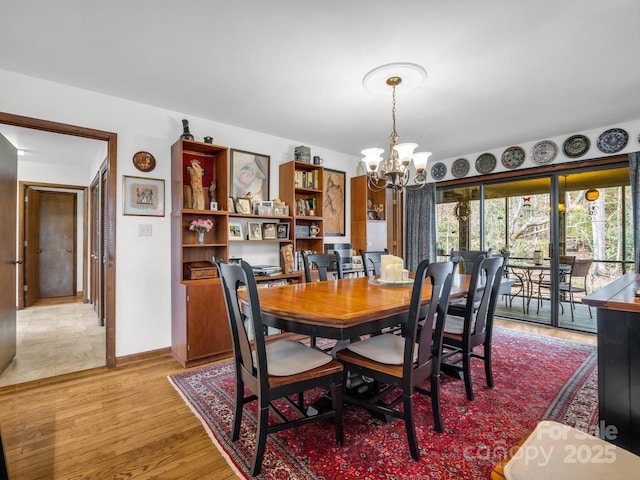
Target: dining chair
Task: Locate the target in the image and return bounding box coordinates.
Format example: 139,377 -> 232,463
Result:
336,259 -> 455,460
441,254 -> 504,401
302,252 -> 344,282
559,258 -> 593,321
358,248 -> 389,278
218,260 -> 344,476
450,248 -> 492,275
535,255 -> 575,314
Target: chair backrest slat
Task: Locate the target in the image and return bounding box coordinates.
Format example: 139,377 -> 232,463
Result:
302,252 -> 343,282
405,260 -> 455,372
219,260 -> 269,384
450,248 -> 492,274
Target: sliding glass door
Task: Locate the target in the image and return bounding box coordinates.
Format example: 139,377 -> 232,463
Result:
435,164 -> 632,333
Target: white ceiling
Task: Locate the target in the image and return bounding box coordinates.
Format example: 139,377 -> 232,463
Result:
1,0 -> 639,166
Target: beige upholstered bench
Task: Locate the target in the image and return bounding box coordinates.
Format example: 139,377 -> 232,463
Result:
491,420 -> 640,479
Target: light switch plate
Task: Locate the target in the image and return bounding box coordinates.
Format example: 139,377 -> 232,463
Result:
139,224 -> 152,237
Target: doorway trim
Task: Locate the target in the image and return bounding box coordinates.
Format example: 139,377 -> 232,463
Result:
0,112 -> 117,368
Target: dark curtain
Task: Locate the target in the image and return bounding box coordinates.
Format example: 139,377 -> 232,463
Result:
405,183 -> 436,272
629,152 -> 640,272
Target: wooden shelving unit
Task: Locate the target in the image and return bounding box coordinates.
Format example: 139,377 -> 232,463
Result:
279,161 -> 324,258
170,140 -> 301,367
350,175 -> 392,254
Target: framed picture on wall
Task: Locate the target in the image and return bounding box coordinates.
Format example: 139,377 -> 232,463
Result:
230,149 -> 270,203
322,168 -> 345,236
122,176 -> 165,216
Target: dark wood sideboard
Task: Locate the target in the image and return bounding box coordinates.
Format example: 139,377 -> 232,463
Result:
582,273 -> 640,454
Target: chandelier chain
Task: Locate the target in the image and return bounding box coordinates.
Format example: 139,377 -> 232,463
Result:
391,84 -> 398,139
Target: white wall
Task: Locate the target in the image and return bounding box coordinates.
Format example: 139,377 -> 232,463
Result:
0,69 -> 360,358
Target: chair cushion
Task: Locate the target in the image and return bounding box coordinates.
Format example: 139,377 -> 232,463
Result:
502,420 -> 640,479
254,339 -> 332,376
444,314 -> 467,335
346,333 -> 417,365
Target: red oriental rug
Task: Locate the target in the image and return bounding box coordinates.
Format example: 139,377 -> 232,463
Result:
168,327 -> 598,479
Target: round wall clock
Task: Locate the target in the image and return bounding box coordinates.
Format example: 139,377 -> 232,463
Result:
501,146 -> 525,169
562,135 -> 590,158
133,151 -> 156,172
531,140 -> 558,165
596,128 -> 628,154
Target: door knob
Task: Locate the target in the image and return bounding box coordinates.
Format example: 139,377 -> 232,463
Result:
15,259 -> 23,264
67,248 -> 72,253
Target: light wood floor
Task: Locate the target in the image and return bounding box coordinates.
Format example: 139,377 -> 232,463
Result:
0,319 -> 595,479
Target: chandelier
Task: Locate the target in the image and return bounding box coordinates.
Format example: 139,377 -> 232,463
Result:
361,63 -> 432,192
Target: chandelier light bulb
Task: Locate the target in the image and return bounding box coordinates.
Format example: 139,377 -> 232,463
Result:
361,148 -> 384,172
393,143 -> 418,165
412,151 -> 432,171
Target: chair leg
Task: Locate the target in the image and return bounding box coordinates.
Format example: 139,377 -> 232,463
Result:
463,352 -> 474,401
232,380 -> 244,441
430,373 -> 444,433
402,393 -> 420,460
330,380 -> 344,446
251,404 -> 269,476
484,342 -> 494,389
569,292 -> 575,322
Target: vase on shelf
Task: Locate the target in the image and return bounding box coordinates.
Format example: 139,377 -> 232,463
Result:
196,231 -> 205,244
180,119 -> 194,140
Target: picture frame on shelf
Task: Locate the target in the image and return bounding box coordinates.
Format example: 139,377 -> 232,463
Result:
235,196 -> 252,214
258,200 -> 274,216
227,197 -> 235,213
230,149 -> 270,203
323,168 -> 346,236
248,222 -> 262,240
274,204 -> 289,216
276,223 -> 289,240
123,175 -> 165,216
262,222 -> 277,240
229,222 -> 243,240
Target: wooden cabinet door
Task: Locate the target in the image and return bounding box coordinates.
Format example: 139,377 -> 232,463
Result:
186,282 -> 232,360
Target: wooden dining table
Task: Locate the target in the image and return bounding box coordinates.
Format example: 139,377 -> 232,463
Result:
253,274 -> 471,340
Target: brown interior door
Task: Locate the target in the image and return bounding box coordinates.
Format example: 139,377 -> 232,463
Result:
0,133 -> 17,374
25,187 -> 41,306
38,191 -> 77,298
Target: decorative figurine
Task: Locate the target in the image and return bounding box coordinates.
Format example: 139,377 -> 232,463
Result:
187,159 -> 205,210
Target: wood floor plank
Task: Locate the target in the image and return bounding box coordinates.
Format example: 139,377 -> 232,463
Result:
0,322 -> 595,479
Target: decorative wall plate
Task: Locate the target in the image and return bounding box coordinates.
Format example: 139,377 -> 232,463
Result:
132,151 -> 156,172
475,153 -> 496,174
451,158 -> 470,178
501,146 -> 525,169
562,135 -> 590,158
597,128 -> 628,153
531,140 -> 558,165
431,162 -> 447,180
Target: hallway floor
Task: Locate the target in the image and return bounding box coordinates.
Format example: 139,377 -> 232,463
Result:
0,301 -> 105,387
